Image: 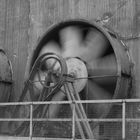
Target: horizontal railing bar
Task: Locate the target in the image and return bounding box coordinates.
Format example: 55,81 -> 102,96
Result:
0,98 -> 139,106
0,99 -> 124,106
1,118 -> 140,122
86,118 -> 122,122
0,136 -> 95,140
0,101 -> 73,106
0,118 -> 71,122
33,118 -> 71,121
75,100 -> 123,103
0,118 -> 30,121
0,118 -> 122,122
75,98 -> 140,103
124,98 -> 140,103
126,118 -> 140,122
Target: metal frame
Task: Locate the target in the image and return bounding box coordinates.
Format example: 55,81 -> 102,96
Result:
17,20 -> 133,140
0,98 -> 140,140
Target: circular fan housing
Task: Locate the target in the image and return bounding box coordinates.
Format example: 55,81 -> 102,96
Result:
28,19 -> 132,118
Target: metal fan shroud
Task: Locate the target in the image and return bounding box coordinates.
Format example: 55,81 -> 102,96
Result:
29,20 -> 132,118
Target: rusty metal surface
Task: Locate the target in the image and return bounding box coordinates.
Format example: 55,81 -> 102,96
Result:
0,50 -> 12,83
0,48 -> 13,103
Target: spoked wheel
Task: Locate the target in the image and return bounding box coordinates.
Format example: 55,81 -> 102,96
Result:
36,53 -> 67,91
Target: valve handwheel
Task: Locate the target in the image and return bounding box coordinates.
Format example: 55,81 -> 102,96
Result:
37,53 -> 67,89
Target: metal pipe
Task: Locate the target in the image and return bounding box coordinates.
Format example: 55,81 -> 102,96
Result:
71,83 -> 94,139
0,98 -> 140,106
29,104 -> 33,140
64,84 -> 86,139
65,83 -> 95,139
0,118 -> 123,122
122,101 -> 126,140
72,103 -> 76,140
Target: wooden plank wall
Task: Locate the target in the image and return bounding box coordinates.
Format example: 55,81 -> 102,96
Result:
28,0 -> 140,98
0,0 -> 139,100
0,0 -> 140,110
0,0 -> 30,101
0,0 -> 140,139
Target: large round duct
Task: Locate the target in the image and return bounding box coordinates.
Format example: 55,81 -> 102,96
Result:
30,20 -> 132,99
27,19 -> 132,137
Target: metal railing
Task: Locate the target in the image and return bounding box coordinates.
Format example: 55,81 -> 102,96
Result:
0,99 -> 140,140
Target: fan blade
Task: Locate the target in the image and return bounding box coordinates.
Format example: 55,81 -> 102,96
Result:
87,54 -> 117,77
60,26 -> 83,58
87,54 -> 117,84
88,80 -> 112,99
87,80 -> 112,117
39,41 -> 61,56
81,29 -> 109,62
47,91 -> 65,118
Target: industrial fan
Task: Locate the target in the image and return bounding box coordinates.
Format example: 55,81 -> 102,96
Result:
21,20 -> 131,138
7,20 -> 131,138
29,20 -> 131,119
33,26 -> 115,118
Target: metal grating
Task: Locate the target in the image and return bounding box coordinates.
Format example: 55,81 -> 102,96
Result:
0,99 -> 140,140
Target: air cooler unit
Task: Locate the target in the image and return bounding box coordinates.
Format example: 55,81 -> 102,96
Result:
5,19 -> 132,139
26,19 -> 132,139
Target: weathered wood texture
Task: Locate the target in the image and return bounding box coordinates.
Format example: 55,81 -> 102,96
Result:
0,0 -> 139,101
0,0 -> 30,101
28,0 -> 140,97
0,0 -> 140,139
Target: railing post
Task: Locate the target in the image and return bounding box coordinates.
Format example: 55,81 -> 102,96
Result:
72,102 -> 76,140
29,103 -> 33,140
122,100 -> 126,140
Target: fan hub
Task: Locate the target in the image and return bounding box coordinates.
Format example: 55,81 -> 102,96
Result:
66,57 -> 88,93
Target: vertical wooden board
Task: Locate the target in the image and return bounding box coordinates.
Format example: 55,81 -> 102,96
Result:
13,0 -> 30,101
122,0 -> 140,98
29,0 -> 112,50
104,0 -> 140,139
4,0 -> 30,101
106,0 -> 134,36
134,0 -> 140,98
26,0 -> 67,77
68,0 -> 109,20
28,0 -> 134,55
27,0 -> 112,72
0,0 -> 6,48
129,0 -> 140,138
